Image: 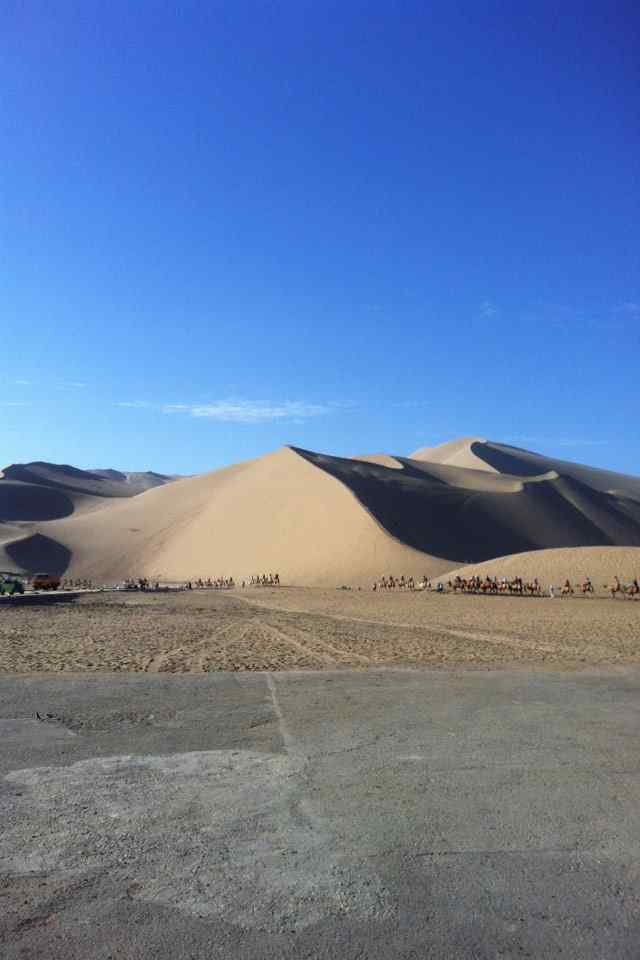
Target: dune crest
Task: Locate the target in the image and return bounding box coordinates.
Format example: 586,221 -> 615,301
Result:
2,438 -> 639,584
410,437 -> 495,472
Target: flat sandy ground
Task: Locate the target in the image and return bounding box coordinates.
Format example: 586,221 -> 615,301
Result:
1,585 -> 638,674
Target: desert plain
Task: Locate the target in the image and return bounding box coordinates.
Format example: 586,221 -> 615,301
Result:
1,584 -> 639,675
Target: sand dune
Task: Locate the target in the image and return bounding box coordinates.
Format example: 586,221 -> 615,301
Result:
2,439 -> 639,585
0,462 -> 178,537
350,453 -> 404,469
411,439 -> 640,498
17,449 -> 442,583
443,546 -> 640,586
297,446 -> 640,561
0,461 -> 179,574
0,461 -> 177,499
410,436 -> 498,472
90,468 -> 182,490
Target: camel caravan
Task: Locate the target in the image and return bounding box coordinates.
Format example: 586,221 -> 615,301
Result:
606,575 -> 640,599
248,573 -> 280,587
371,573 -> 639,599
373,575 -> 423,591
193,573 -> 281,589
192,576 -> 235,590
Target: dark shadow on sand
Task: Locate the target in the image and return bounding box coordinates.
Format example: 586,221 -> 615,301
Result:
0,482 -> 75,521
295,448 -> 640,563
6,533 -> 72,575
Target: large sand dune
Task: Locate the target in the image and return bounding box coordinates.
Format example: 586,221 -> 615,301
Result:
2,439 -> 639,584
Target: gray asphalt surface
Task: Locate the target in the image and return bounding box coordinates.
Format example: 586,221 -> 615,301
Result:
1,668 -> 639,958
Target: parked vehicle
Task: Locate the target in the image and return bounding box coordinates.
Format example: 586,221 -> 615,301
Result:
31,573 -> 61,591
0,573 -> 25,596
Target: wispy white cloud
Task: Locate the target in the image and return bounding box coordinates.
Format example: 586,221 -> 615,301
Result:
62,381 -> 87,389
613,301 -> 640,319
13,378 -> 31,386
117,398 -> 345,423
167,400 -> 335,423
479,300 -> 499,319
1,401 -> 29,407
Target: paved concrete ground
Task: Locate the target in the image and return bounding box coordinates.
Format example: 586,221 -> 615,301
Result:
1,668 -> 639,958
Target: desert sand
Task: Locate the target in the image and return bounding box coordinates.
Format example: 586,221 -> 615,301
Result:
1,586 -> 638,675
1,438 -> 639,586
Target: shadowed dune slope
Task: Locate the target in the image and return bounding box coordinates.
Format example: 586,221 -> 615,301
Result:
5,533 -> 72,576
3,439 -> 639,584
0,481 -> 75,522
443,546 -> 640,586
350,453 -> 404,470
0,462 -> 181,561
411,439 -> 640,499
90,469 -> 181,490
1,462 -> 177,499
297,447 -> 640,563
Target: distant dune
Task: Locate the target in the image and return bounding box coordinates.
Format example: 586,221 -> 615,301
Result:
410,436 -> 498,472
0,462 -> 178,573
350,453 -> 404,470
0,462 -> 178,499
1,439 -> 639,584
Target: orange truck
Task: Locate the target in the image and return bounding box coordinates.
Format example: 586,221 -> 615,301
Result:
31,573 -> 61,591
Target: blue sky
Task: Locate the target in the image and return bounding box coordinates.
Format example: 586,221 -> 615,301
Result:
2,1 -> 638,475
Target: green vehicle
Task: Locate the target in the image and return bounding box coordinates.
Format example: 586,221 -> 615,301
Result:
0,573 -> 25,596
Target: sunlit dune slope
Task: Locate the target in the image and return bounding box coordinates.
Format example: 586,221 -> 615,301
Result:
410,436 -> 498,472
10,448 -> 444,583
443,546 -> 640,586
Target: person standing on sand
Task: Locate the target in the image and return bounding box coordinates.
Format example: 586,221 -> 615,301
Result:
549,584 -> 555,598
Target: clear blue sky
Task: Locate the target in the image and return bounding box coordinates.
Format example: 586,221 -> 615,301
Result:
2,1 -> 638,475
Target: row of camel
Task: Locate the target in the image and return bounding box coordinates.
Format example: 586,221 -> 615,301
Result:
444,575 -> 639,598
190,574 -> 281,588
605,576 -> 640,599
192,577 -> 235,589
372,574 -> 639,598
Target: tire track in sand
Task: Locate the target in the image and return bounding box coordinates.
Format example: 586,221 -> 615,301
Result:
145,618 -> 246,672
268,617 -> 373,665
257,620 -> 336,666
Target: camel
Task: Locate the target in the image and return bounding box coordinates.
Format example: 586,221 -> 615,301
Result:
607,576 -> 623,598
